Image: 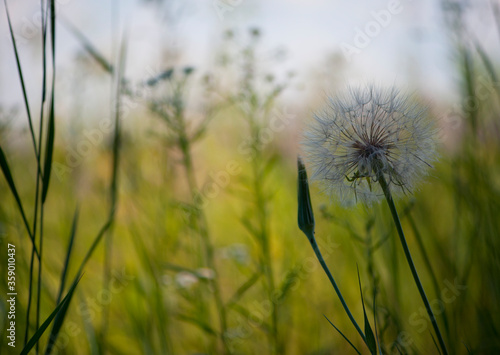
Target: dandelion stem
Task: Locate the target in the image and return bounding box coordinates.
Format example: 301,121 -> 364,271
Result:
306,231 -> 367,346
378,173 -> 449,355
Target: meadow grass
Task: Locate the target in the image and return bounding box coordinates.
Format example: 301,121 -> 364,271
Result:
1,2 -> 500,354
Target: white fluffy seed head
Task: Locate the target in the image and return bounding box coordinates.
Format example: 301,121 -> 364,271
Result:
303,86 -> 437,206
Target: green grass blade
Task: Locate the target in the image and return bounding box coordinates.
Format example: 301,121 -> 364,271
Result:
3,0 -> 38,157
275,267 -> 301,303
21,275 -> 82,355
56,208 -> 79,304
0,146 -> 38,255
373,291 -> 383,355
462,341 -> 472,354
226,271 -> 261,308
44,277 -> 79,355
474,40 -> 498,84
59,16 -> 113,74
323,315 -> 361,355
176,314 -> 218,337
41,0 -> 57,203
461,47 -> 478,134
41,93 -> 55,203
76,217 -> 113,277
430,332 -> 442,355
357,266 -> 377,354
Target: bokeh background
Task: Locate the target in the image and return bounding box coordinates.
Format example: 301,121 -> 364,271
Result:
1,0 -> 500,354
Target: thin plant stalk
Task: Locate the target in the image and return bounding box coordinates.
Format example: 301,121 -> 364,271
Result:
298,159 -> 368,350
378,173 -> 448,355
36,1 -> 50,349
26,0 -> 50,343
407,212 -> 451,345
174,86 -> 229,353
251,154 -> 278,354
308,234 -> 367,345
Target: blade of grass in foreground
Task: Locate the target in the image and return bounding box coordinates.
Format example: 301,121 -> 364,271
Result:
101,30 -> 127,351
0,146 -> 38,255
42,40 -> 124,345
324,315 -> 361,355
21,275 -> 82,355
357,267 -> 377,355
44,208 -> 79,355
37,2 -> 57,351
373,292 -> 383,355
3,0 -> 38,157
378,173 -> 449,355
56,208 -> 79,304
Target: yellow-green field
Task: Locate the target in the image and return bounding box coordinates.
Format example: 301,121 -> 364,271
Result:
1,1 -> 500,354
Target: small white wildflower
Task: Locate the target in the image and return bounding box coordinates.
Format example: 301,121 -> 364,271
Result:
303,86 -> 436,205
175,271 -> 198,289
196,268 -> 216,280
221,243 -> 249,265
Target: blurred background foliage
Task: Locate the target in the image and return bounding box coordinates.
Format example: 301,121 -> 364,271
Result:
1,0 -> 500,354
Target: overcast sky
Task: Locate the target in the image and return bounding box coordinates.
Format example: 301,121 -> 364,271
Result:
0,0 -> 498,116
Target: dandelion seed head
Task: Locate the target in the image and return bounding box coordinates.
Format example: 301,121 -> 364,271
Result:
303,86 -> 437,205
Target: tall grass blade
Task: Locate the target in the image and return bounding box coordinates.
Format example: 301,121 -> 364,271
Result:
21,275 -> 82,355
373,292 -> 383,355
357,267 -> 377,355
0,146 -> 37,255
3,0 -> 38,156
323,315 -> 361,355
42,0 -> 57,203
430,332 -> 442,355
59,16 -> 113,74
56,208 -> 79,304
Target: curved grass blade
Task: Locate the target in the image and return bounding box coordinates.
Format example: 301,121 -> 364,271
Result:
21,275 -> 82,355
0,146 -> 38,256
324,315 -> 361,355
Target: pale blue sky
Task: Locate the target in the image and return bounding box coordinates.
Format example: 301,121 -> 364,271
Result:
0,0 -> 498,114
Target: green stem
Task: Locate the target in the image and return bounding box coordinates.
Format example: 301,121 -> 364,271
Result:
407,213 -> 451,344
250,137 -> 278,354
307,232 -> 367,346
378,174 -> 448,355
179,123 -> 230,354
